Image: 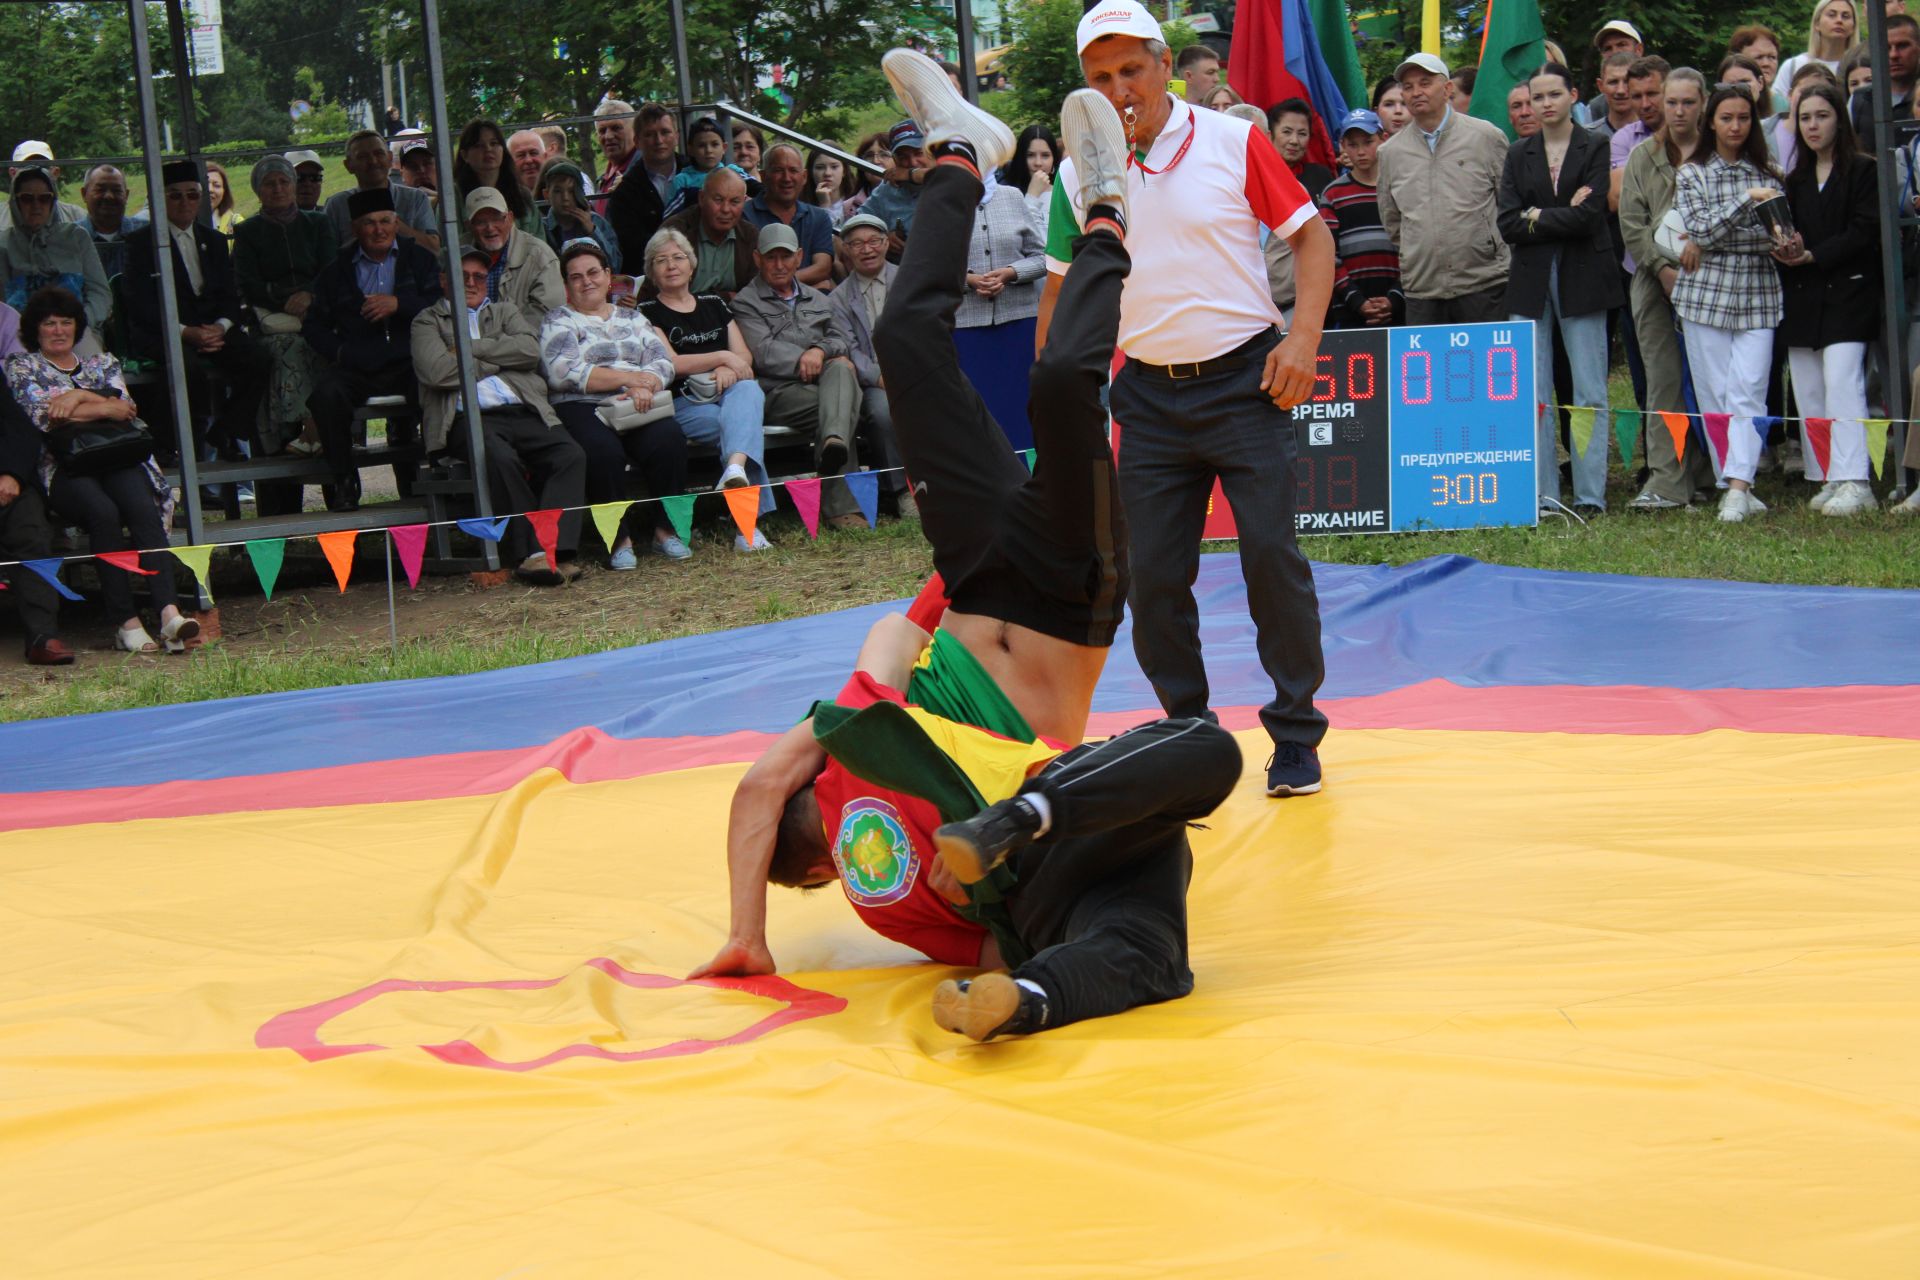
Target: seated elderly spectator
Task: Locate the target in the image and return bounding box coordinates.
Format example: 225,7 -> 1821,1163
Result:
5,287 -> 199,654
76,165 -> 148,280
452,119 -> 542,238
1,169 -> 108,345
323,131 -> 440,252
861,120 -> 930,250
665,118 -> 753,219
656,168 -> 754,299
637,227 -> 774,550
464,188 -> 564,318
594,99 -> 641,193
1,142 -> 85,229
825,212 -> 911,519
287,150 -> 327,211
605,104 -> 689,273
414,245 -> 588,584
507,129 -> 549,196
395,135 -> 439,196
539,161 -> 621,272
303,189 -> 443,511
540,238 -> 691,568
232,156 -> 336,471
731,222 -> 864,530
124,161 -> 272,467
0,358 -> 71,664
742,144 -> 835,289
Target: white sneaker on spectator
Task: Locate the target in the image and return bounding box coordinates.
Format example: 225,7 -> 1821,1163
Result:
1717,488 -> 1767,523
881,49 -> 1015,171
1820,480 -> 1877,517
1895,488 -> 1920,516
653,534 -> 693,562
1628,490 -> 1684,511
1060,89 -> 1130,220
734,529 -> 773,553
719,462 -> 750,489
1807,480 -> 1838,511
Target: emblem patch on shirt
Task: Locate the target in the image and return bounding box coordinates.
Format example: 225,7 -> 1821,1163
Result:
834,797 -> 919,907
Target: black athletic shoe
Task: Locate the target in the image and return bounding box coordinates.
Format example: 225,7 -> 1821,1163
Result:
931,972 -> 1049,1041
1265,743 -> 1322,797
934,794 -> 1046,885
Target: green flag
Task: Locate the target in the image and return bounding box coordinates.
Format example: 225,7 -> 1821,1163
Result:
660,494 -> 695,544
1612,410 -> 1640,469
1467,0 -> 1546,140
246,538 -> 286,602
1309,0 -> 1368,115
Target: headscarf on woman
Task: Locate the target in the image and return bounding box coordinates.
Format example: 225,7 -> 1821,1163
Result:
0,169 -> 109,327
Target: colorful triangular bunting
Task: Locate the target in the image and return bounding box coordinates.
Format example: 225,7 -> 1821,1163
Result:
316,530 -> 358,593
246,539 -> 286,600
95,550 -> 156,576
388,525 -> 427,589
1567,406 -> 1596,459
22,559 -> 83,602
1802,418 -> 1833,475
456,516 -> 509,542
1020,448 -> 1036,473
587,502 -> 629,553
844,471 -> 879,528
1611,409 -> 1638,467
1659,411 -> 1689,461
1701,413 -> 1731,471
1863,419 -> 1892,478
722,485 -> 760,545
525,510 -> 562,570
171,545 -> 216,602
659,494 -> 695,544
786,477 -> 822,538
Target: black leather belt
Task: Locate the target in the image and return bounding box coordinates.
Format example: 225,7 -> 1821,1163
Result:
1126,327 -> 1278,381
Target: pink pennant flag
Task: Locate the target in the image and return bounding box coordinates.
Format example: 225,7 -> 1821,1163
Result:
94,550 -> 156,576
722,485 -> 761,545
316,530 -> 358,594
525,509 -> 562,571
1701,413 -> 1731,470
1802,418 -> 1833,476
389,524 -> 428,589
787,477 -> 822,539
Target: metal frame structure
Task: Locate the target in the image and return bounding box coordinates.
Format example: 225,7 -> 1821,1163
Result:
1865,0 -> 1914,497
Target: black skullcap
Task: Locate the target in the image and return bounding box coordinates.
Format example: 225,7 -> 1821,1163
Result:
160,159 -> 201,188
347,187 -> 396,221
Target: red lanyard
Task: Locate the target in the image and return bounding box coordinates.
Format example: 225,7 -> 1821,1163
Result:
1131,121 -> 1195,178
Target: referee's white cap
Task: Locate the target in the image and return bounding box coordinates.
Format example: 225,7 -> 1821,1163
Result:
1077,0 -> 1165,55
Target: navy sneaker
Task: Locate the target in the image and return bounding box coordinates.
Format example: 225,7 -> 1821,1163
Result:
1265,743 -> 1322,797
934,794 -> 1046,885
931,973 -> 1050,1042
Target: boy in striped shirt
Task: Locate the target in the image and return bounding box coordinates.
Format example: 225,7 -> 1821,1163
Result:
1317,110 -> 1404,329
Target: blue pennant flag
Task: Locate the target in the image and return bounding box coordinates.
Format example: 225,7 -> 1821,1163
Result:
844,471 -> 879,529
1754,415 -> 1781,442
456,517 -> 510,542
23,559 -> 84,601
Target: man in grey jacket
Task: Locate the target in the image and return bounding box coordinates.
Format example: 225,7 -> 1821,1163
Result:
825,212 -> 912,518
732,222 -> 866,528
1376,53 -> 1512,324
412,245 -> 588,584
465,188 -> 566,322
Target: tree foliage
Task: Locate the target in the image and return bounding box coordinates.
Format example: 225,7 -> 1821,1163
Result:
1003,0 -> 1196,128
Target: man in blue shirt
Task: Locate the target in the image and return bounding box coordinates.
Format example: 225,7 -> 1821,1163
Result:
742,143 -> 835,289
861,120 -> 930,258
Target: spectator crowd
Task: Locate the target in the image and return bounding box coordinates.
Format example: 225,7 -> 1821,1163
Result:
2,11 -> 1919,667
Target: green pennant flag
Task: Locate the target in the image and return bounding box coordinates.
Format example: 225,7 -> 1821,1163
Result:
1021,448 -> 1036,473
588,501 -> 630,553
660,494 -> 695,544
1863,419 -> 1892,478
1309,0 -> 1368,115
1466,0 -> 1547,140
171,544 -> 216,603
246,538 -> 286,601
1567,406 -> 1596,458
1612,409 -> 1640,468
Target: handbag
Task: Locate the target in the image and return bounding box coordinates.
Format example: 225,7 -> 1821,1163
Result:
595,389 -> 675,432
257,310 -> 303,336
1653,208 -> 1689,262
44,418 -> 156,477
679,372 -> 722,405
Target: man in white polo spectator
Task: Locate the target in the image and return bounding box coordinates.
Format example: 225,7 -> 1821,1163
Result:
1040,0 -> 1336,797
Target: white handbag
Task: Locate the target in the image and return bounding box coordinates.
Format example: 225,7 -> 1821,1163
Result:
595,390 -> 675,432
1653,208 -> 1690,262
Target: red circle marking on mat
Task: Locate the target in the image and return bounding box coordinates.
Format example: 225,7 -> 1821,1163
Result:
255,956 -> 847,1072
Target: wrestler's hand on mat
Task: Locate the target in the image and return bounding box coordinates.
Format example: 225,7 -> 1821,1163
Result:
688,937 -> 777,979
927,857 -> 970,907
1261,332 -> 1317,410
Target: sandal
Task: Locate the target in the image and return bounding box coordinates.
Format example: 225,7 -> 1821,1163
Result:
115,623 -> 160,654
160,614 -> 201,655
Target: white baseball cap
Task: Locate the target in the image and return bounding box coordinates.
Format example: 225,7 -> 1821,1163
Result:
1593,19 -> 1643,47
1077,0 -> 1165,55
284,149 -> 325,171
11,140 -> 54,164
1394,51 -> 1450,80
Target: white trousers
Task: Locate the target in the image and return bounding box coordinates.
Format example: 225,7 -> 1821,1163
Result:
1682,322 -> 1773,484
1788,342 -> 1870,482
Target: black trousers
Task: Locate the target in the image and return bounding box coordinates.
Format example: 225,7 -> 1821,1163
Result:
553,400 -> 688,543
0,484 -> 62,647
308,361 -> 417,494
872,162 -> 1130,648
46,465 -> 186,622
451,406 -> 589,563
183,332 -> 270,450
1006,716 -> 1242,1029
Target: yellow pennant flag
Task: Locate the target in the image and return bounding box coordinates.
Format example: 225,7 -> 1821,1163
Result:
1862,419 -> 1892,478
170,544 -> 216,603
1567,406 -> 1597,459
588,502 -> 630,554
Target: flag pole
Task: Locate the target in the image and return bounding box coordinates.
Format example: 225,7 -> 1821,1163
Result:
1423,0 -> 1442,53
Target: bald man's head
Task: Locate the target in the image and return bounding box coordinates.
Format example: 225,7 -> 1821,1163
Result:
698,165 -> 748,233
507,129 -> 546,191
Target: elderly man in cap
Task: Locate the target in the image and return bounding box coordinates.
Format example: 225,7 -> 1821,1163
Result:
731,221 -> 866,528
323,130 -> 440,253
1375,51 -> 1510,325
123,159 -> 271,461
743,143 -> 835,289
285,150 -> 328,211
413,243 -> 587,584
463,187 -> 564,319
860,120 -> 931,256
826,210 -> 911,517
1,142 -> 85,229
655,167 -> 754,298
1040,0 -> 1336,797
76,164 -> 148,279
303,187 -> 443,510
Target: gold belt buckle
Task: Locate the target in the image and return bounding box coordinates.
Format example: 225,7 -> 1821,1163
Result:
1167,362 -> 1201,380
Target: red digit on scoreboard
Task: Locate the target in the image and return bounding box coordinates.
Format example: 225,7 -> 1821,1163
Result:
1347,353 -> 1375,399
1486,347 -> 1519,401
1400,350 -> 1432,404
1312,354 -> 1337,402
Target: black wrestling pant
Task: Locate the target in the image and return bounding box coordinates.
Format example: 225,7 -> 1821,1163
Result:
1006,716 -> 1242,1029
872,162 -> 1130,648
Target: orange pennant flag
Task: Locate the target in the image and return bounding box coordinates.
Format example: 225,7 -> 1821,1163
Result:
722,485 -> 761,546
1659,411 -> 1689,462
316,530 -> 358,594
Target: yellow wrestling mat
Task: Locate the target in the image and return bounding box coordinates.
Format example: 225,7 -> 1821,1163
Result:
4,725 -> 1917,1277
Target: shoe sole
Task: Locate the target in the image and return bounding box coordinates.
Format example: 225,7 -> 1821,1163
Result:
1265,779 -> 1323,797
931,972 -> 1022,1042
818,439 -> 849,474
882,50 -> 1015,171
932,823 -> 1001,885
1060,89 -> 1130,214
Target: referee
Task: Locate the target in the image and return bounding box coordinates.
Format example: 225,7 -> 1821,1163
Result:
1040,0 -> 1335,795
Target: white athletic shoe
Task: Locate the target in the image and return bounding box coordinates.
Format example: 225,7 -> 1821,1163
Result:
1060,88 -> 1130,221
1894,487 -> 1920,516
1820,480 -> 1878,517
1717,488 -> 1768,523
1807,479 -> 1838,511
880,49 -> 1015,172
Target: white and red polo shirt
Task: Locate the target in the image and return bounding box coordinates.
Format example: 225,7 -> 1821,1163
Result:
1046,95 -> 1315,365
